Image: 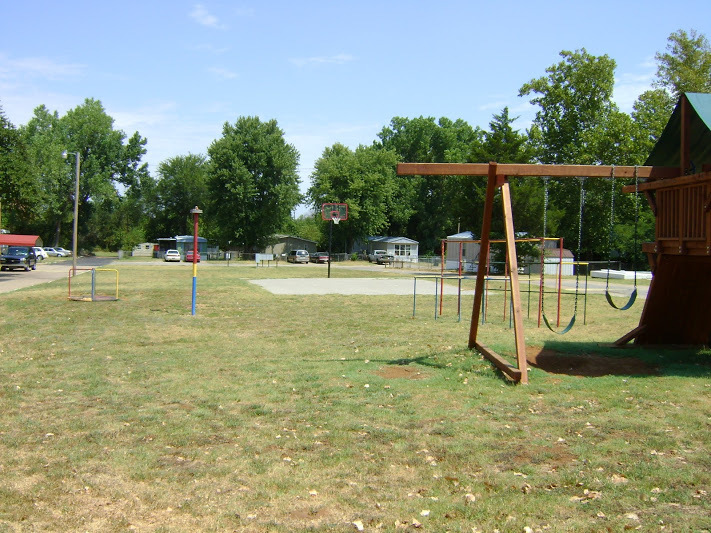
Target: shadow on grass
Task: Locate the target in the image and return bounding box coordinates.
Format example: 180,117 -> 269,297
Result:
321,354 -> 451,371
526,341 -> 711,378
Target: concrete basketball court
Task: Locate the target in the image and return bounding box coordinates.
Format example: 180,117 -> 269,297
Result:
250,277 -> 476,295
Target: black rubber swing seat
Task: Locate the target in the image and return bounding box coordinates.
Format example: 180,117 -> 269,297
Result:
605,287 -> 637,311
542,312 -> 576,335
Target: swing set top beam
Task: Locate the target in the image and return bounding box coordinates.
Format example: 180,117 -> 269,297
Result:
397,162 -> 680,179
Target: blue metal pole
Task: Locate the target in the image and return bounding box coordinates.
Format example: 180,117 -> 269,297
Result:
192,275 -> 197,315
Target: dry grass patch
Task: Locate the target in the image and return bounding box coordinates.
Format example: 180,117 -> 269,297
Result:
0,263 -> 709,532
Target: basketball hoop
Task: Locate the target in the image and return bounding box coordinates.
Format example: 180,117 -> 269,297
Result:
321,202 -> 348,223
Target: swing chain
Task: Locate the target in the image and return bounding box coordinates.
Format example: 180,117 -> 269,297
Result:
542,177 -> 549,240
632,165 -> 639,284
609,165 -> 616,255
604,164 -> 639,311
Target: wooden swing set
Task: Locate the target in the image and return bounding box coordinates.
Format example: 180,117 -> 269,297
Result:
398,93 -> 711,383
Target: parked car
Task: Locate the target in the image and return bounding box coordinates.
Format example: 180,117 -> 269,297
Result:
185,250 -> 201,262
0,246 -> 37,271
164,249 -> 181,262
54,247 -> 72,256
368,249 -> 394,264
287,249 -> 309,263
33,247 -> 49,260
310,251 -> 329,263
44,247 -> 66,257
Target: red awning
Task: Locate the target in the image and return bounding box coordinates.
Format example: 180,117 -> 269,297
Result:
0,234 -> 41,247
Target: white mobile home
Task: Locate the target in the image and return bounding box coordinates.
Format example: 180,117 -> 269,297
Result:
366,236 -> 419,262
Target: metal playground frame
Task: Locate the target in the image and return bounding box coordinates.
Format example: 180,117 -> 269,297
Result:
67,268 -> 119,301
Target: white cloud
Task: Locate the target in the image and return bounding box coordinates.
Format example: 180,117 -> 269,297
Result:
110,103 -> 223,171
186,43 -> 231,55
0,53 -> 85,81
111,102 -> 178,131
232,6 -> 255,17
189,4 -> 224,29
614,70 -> 655,113
207,67 -> 238,80
290,53 -> 355,68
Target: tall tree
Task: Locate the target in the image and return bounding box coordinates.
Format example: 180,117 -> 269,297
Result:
377,116 -> 483,253
0,105 -> 38,231
308,143 -> 399,252
151,154 -> 209,238
519,49 -> 639,260
519,48 -> 619,165
207,116 -> 301,250
655,29 -> 711,97
20,99 -> 149,249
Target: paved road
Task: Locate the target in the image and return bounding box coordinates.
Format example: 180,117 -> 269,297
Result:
0,257 -> 116,294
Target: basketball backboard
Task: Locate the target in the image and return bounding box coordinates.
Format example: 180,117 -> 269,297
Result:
321,203 -> 348,224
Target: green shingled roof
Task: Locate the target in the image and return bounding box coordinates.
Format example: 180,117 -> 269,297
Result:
645,92 -> 711,170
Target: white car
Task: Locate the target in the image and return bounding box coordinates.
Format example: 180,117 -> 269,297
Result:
33,247 -> 49,260
164,249 -> 181,262
55,247 -> 72,256
44,247 -> 66,257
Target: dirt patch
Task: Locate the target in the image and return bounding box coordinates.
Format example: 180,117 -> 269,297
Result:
526,346 -> 658,377
375,366 -> 427,380
503,443 -> 578,469
289,506 -> 332,523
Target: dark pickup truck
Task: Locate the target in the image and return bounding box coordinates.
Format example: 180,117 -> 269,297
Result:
0,246 -> 37,271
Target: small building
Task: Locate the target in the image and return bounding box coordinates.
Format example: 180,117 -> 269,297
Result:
444,231 -> 480,271
131,242 -> 157,257
263,235 -> 317,257
0,234 -> 42,254
526,246 -> 575,276
366,236 -> 419,262
157,235 -> 208,258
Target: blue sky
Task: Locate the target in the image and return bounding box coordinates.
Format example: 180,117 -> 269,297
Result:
2,1 -> 710,213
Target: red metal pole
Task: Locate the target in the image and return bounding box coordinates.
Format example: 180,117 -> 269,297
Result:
458,241 -> 463,276
439,240 -> 445,316
190,206 -> 202,316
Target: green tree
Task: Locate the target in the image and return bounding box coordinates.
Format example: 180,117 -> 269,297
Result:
473,107 -> 537,164
308,143 -> 400,252
283,213 -> 322,246
465,107 -> 541,239
152,154 -> 209,238
20,99 -> 149,249
377,116 -> 483,253
0,105 -> 38,231
207,116 -> 301,250
519,49 -> 641,260
655,29 -> 711,97
520,48 -> 620,165
630,89 -> 675,161
16,106 -> 68,241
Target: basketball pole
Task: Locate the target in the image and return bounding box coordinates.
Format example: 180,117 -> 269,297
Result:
328,218 -> 333,278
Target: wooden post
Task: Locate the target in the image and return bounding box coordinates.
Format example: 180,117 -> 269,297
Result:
469,163 -> 498,348
500,180 -> 528,383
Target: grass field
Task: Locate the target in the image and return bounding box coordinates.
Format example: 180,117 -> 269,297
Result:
1,262 -> 709,532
